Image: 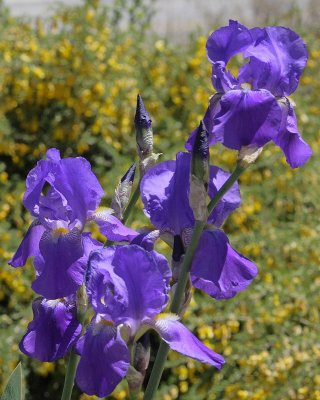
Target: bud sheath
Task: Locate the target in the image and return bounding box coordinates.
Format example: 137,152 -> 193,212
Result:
190,121 -> 209,221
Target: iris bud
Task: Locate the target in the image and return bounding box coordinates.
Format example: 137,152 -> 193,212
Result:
190,120 -> 209,221
76,284 -> 88,321
127,334 -> 150,394
111,164 -> 136,219
135,94 -> 153,159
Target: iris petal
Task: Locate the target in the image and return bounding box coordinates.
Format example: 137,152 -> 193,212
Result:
76,320 -> 129,398
87,245 -> 170,327
213,89 -> 282,150
273,101 -> 312,168
191,230 -> 258,299
151,315 -> 224,369
92,208 -> 138,242
32,229 -> 84,299
240,26 -> 308,96
20,297 -> 81,361
140,153 -> 194,234
206,20 -> 253,92
9,220 -> 45,267
23,148 -> 104,229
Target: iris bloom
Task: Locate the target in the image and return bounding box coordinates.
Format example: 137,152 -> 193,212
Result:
186,20 -> 312,168
9,148 -> 136,299
140,151 -> 258,299
19,245 -> 224,397
76,245 -> 224,397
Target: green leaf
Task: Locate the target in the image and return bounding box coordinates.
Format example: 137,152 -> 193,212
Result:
1,363 -> 23,400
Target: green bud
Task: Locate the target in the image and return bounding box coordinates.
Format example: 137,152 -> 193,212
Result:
135,94 -> 153,159
190,121 -> 209,221
111,164 -> 136,219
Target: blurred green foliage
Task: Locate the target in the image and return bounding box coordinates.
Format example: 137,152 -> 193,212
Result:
0,1 -> 319,399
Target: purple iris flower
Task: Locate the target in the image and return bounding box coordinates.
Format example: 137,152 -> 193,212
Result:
9,149 -> 136,299
20,296 -> 82,361
186,20 -> 312,168
140,151 -> 258,299
76,245 -> 224,397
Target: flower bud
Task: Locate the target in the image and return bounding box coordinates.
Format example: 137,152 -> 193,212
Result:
127,334 -> 150,394
133,333 -> 150,374
135,94 -> 153,159
190,120 -> 209,221
111,163 -> 136,219
76,284 -> 88,321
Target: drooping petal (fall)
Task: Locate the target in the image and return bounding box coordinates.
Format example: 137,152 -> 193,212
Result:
9,220 -> 45,267
76,319 -> 129,398
191,230 -> 258,299
20,297 -> 81,361
151,315 -> 224,369
273,100 -> 312,168
32,229 -> 84,299
213,89 -> 282,150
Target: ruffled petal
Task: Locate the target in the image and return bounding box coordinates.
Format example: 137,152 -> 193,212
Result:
32,229 -> 84,299
273,100 -> 312,168
19,297 -> 81,361
208,166 -> 241,227
92,208 -> 138,242
213,89 -> 282,150
130,231 -> 171,294
140,152 -> 194,234
87,245 -> 170,329
191,230 -> 258,299
240,26 -> 308,96
23,148 -> 103,229
206,20 -> 253,92
9,220 -> 45,267
76,319 -> 129,398
151,315 -> 224,369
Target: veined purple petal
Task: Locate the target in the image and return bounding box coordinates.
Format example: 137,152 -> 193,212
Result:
240,26 -> 308,96
140,153 -> 194,234
151,315 -> 224,369
141,152 -> 240,232
191,230 -> 258,299
208,166 -> 241,227
87,246 -> 169,330
23,148 -> 103,229
207,20 -> 252,65
76,319 -> 129,398
92,208 -> 138,242
273,100 -> 312,168
206,20 -> 253,92
213,89 -> 282,150
20,297 -> 81,361
9,220 -> 45,267
32,228 -> 84,299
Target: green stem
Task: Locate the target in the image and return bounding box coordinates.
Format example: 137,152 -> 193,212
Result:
61,350 -> 80,400
143,164 -> 246,400
123,180 -> 141,224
